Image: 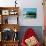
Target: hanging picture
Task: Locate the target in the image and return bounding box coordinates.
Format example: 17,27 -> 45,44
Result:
23,8 -> 37,18
2,10 -> 9,15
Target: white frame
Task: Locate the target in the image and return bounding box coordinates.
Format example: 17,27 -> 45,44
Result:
2,10 -> 9,15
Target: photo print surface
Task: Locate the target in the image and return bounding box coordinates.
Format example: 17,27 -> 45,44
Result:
23,8 -> 37,18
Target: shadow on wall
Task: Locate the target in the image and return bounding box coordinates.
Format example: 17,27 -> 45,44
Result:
18,26 -> 43,44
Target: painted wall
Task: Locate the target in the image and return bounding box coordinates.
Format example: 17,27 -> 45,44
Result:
0,0 -> 15,7
0,0 -> 44,26
18,0 -> 44,26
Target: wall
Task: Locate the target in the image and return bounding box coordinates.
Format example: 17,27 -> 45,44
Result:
0,0 -> 44,26
18,0 -> 44,26
0,0 -> 15,7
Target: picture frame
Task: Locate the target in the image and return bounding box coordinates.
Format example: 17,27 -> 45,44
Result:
23,8 -> 37,18
9,10 -> 17,15
2,10 -> 9,15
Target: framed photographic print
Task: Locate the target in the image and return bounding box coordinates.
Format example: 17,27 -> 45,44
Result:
9,10 -> 17,15
2,10 -> 9,15
10,11 -> 17,15
23,8 -> 37,18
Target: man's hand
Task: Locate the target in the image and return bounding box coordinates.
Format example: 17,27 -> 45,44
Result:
25,36 -> 38,46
